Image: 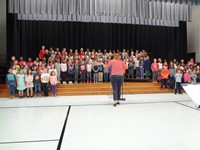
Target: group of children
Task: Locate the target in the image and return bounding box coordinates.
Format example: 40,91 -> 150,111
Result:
6,46 -> 200,98
6,67 -> 57,99
151,58 -> 199,94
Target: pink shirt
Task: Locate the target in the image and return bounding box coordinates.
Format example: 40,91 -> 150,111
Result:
104,59 -> 128,75
184,73 -> 191,83
50,76 -> 57,85
151,63 -> 159,71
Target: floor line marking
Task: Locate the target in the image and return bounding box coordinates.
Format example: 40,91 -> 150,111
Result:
0,100 -> 192,109
173,101 -> 200,111
0,139 -> 59,145
56,106 -> 71,150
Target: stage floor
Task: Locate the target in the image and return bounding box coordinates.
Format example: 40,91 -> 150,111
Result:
0,93 -> 199,150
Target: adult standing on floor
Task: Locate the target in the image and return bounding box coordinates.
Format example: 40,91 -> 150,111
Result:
104,53 -> 128,107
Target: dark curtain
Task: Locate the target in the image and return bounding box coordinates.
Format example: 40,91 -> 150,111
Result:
7,14 -> 187,61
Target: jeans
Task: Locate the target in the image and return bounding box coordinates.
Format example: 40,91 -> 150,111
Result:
51,84 -> 56,95
80,73 -> 86,82
145,69 -> 150,79
68,73 -> 74,82
175,82 -> 181,94
9,85 -> 16,96
110,75 -> 124,100
140,67 -> 144,79
87,72 -> 92,81
34,83 -> 41,94
104,73 -> 109,82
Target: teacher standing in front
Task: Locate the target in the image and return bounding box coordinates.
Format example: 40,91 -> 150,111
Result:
104,53 -> 128,107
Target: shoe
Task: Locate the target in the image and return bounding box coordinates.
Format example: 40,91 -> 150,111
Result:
116,102 -> 120,105
113,103 -> 117,107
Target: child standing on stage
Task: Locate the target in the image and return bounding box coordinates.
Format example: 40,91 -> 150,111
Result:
80,60 -> 86,83
60,59 -> 67,84
86,60 -> 92,83
16,69 -> 26,98
34,68 -> 41,97
151,58 -> 159,83
93,61 -> 99,83
49,71 -> 57,96
98,61 -> 104,82
67,59 -> 74,84
161,66 -> 170,88
41,68 -> 50,97
55,59 -> 61,84
103,61 -> 109,82
74,59 -> 79,84
169,65 -> 176,89
6,68 -> 16,99
25,69 -> 34,97
139,57 -> 144,79
174,69 -> 182,94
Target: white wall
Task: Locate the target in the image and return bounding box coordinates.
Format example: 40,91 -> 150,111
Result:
187,5 -> 200,62
0,0 -> 7,64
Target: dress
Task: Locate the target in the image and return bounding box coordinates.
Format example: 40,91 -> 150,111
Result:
17,74 -> 26,91
25,75 -> 34,88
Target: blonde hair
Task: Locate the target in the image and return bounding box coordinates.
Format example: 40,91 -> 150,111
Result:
114,53 -> 121,60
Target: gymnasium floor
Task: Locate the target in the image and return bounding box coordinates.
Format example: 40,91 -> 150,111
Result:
0,93 -> 199,150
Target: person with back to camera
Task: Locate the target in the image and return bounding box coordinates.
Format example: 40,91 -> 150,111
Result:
104,53 -> 128,107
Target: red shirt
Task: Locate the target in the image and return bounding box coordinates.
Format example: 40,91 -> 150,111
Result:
79,52 -> 84,56
27,61 -> 33,67
151,63 -> 158,71
161,69 -> 170,79
40,49 -> 46,59
18,61 -> 23,66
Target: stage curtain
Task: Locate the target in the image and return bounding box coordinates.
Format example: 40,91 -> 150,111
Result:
8,0 -> 191,27
7,14 -> 187,62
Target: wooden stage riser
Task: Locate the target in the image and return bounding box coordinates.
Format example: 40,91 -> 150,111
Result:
0,82 -> 172,98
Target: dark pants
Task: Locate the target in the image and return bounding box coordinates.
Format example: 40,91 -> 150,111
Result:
9,85 -> 16,96
169,77 -> 175,89
61,71 -> 67,83
51,84 -> 56,95
110,75 -> 124,100
42,83 -> 48,96
161,79 -> 168,88
68,73 -> 74,82
136,67 -> 140,77
175,82 -> 181,94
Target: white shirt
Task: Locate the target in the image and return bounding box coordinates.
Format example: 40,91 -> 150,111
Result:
87,64 -> 92,72
41,73 -> 50,83
61,63 -> 67,72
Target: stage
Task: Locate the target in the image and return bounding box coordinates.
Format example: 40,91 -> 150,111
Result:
0,93 -> 199,150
